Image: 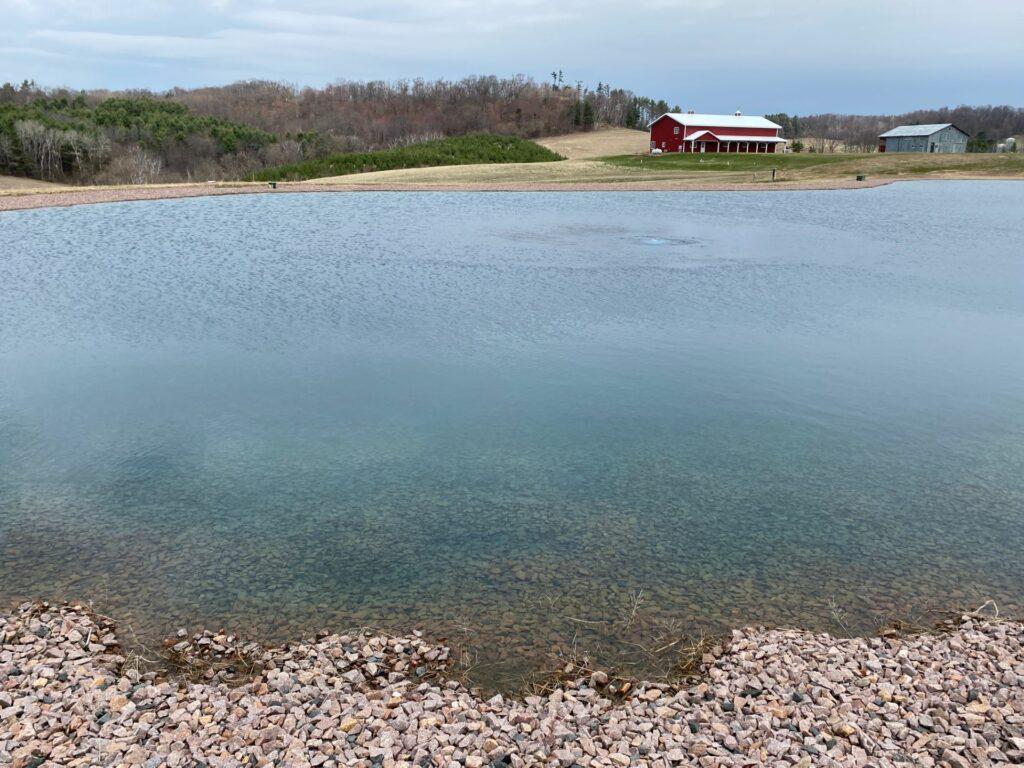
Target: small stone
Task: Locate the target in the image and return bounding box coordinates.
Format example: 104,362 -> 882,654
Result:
341,670 -> 365,685
108,695 -> 129,712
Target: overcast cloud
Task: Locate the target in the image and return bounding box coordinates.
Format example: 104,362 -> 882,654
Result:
2,0 -> 1022,114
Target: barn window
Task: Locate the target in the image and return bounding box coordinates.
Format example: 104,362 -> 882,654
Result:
673,126 -> 680,135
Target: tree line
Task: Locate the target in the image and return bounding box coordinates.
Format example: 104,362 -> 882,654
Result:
169,76 -> 668,160
767,105 -> 1024,152
0,76 -> 665,183
0,81 -> 276,183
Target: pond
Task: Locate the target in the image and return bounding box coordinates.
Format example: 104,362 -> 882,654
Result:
2,183 -> 1023,688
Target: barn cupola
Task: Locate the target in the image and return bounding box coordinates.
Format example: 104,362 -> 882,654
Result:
734,110 -> 742,116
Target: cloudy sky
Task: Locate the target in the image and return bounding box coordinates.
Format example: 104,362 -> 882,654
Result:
2,0 -> 1022,114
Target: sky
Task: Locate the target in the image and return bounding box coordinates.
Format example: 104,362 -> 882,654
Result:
2,0 -> 1023,115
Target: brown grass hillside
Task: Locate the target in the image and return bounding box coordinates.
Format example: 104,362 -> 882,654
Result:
536,128 -> 650,159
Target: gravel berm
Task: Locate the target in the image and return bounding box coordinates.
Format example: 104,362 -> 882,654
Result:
2,601 -> 1022,767
0,178 -> 893,211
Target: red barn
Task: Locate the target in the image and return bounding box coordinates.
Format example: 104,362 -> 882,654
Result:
649,111 -> 786,154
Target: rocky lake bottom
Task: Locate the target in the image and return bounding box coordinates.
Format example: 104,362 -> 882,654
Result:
1,184 -> 1023,690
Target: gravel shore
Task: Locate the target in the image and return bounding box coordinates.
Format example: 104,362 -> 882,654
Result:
2,602 -> 1022,767
0,178 -> 894,212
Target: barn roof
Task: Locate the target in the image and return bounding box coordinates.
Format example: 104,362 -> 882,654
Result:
650,113 -> 783,130
879,123 -> 966,138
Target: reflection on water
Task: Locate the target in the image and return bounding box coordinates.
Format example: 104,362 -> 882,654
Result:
1,185 -> 1023,687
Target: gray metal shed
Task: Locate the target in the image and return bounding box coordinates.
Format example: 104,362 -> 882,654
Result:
878,124 -> 968,153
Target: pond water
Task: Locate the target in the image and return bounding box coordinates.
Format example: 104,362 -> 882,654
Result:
2,184 -> 1023,688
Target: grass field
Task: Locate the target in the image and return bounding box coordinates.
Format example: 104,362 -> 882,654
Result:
0,175 -> 66,192
303,131 -> 1024,187
605,150 -> 1024,182
536,128 -> 650,159
605,153 -> 851,173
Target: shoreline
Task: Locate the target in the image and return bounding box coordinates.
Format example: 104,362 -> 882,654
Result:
0,177 -> 897,212
4,174 -> 1024,212
2,601 -> 1021,767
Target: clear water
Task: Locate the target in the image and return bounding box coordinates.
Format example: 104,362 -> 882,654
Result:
2,184 -> 1023,687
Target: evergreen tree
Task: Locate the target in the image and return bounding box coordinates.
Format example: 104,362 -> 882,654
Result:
582,99 -> 595,131
968,131 -> 991,153
625,102 -> 642,130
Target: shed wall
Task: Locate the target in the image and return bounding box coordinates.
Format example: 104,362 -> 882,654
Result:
930,125 -> 968,153
883,126 -> 968,153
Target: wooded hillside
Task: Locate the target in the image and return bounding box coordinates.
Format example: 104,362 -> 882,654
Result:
165,76 -> 670,148
1,76 -> 666,184
0,85 -> 276,183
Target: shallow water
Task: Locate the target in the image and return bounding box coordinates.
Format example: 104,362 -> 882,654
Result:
2,184 -> 1023,687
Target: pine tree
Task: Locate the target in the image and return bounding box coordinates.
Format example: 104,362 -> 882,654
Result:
582,99 -> 595,131
625,102 -> 641,130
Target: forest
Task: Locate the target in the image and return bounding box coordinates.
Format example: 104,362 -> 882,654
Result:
0,76 -> 668,184
0,86 -> 276,183
165,74 -> 670,145
768,105 -> 1024,152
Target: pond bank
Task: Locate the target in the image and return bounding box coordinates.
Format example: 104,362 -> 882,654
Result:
0,177 -> 896,211
3,601 -> 1021,767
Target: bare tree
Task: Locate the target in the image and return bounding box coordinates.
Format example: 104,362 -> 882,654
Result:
123,145 -> 163,184
0,134 -> 16,169
259,138 -> 304,168
63,129 -> 111,176
15,120 -> 63,179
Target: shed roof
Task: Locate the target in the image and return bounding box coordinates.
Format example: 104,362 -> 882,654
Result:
878,123 -> 965,138
650,113 -> 783,130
